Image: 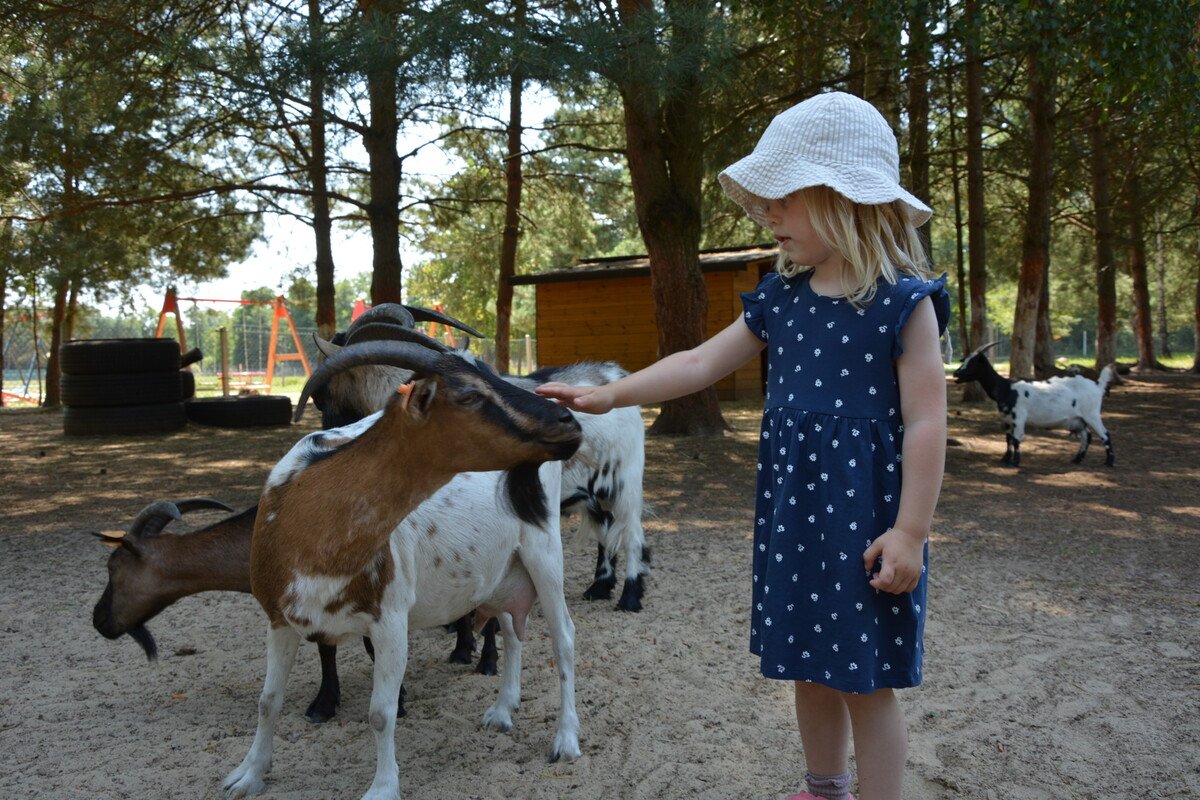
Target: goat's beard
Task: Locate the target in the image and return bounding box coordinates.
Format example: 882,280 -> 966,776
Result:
126,623 -> 158,661
503,462 -> 549,527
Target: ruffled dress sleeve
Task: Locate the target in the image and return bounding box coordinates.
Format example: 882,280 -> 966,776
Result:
892,273 -> 950,358
739,272 -> 779,342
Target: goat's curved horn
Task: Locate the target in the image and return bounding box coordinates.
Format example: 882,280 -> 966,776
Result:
403,304 -> 484,338
344,322 -> 452,353
129,501 -> 182,538
295,341 -> 445,422
346,303 -> 416,334
976,341 -> 1000,356
174,498 -> 234,514
313,333 -> 342,360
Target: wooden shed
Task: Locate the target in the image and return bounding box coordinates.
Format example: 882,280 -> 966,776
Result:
511,244 -> 777,400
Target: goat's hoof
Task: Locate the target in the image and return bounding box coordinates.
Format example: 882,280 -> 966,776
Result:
222,767 -> 266,799
616,577 -> 644,612
582,581 -> 615,601
548,733 -> 581,763
359,784 -> 401,800
304,692 -> 340,724
482,706 -> 514,732
1071,456 -> 1085,465
448,648 -> 473,665
475,658 -> 498,676
615,594 -> 643,612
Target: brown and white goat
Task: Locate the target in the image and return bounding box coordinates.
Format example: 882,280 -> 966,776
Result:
223,341 -> 583,800
92,499 -> 246,659
91,500 -> 358,723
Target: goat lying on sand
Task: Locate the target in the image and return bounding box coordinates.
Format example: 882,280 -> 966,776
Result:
222,339 -> 583,800
953,342 -> 1116,467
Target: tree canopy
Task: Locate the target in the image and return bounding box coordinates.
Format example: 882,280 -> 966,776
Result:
3,0 -> 1199,421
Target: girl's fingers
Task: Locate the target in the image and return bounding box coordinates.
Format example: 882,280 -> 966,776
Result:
535,382 -> 582,403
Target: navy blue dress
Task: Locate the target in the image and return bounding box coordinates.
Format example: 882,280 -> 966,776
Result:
740,269 -> 949,693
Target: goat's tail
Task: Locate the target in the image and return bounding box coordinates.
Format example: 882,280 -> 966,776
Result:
1097,364 -> 1118,396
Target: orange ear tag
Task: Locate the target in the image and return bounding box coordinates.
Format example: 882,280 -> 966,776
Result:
396,381 -> 414,412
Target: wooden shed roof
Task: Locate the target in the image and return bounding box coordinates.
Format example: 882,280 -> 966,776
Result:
509,243 -> 777,286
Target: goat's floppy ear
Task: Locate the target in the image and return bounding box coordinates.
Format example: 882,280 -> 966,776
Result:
91,530 -> 126,548
404,378 -> 438,420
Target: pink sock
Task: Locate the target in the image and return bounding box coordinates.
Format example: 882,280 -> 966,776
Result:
805,770 -> 853,800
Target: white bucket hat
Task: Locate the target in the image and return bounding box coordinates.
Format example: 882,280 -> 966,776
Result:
718,91 -> 932,226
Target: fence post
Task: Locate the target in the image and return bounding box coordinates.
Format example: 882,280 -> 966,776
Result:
220,327 -> 231,397
524,334 -> 534,373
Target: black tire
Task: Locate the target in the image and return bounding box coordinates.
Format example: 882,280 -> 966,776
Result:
179,370 -> 196,400
60,339 -> 180,375
185,396 -> 292,428
63,402 -> 187,436
62,372 -> 184,407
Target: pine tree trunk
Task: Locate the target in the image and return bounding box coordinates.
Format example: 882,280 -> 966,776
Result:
906,0 -> 932,265
42,278 -> 68,408
309,0 -> 337,340
1155,229 -> 1170,357
962,0 -> 988,401
0,219 -> 9,408
1192,244 -> 1200,373
1089,109 -> 1118,367
1010,26 -> 1056,381
1034,266 -> 1054,378
495,62 -> 524,374
616,0 -> 724,436
65,280 -> 79,342
1125,168 -> 1157,370
362,0 -> 403,305
850,4 -> 901,127
945,68 -> 967,353
1193,191 -> 1200,373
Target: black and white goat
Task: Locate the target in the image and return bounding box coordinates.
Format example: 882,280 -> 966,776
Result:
953,342 -> 1116,467
223,340 -> 583,800
317,307 -> 650,611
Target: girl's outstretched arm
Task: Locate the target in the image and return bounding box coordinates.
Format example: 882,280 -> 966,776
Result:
863,297 -> 947,594
535,317 -> 766,414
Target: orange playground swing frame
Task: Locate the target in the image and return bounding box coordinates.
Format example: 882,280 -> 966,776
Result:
154,287 -> 311,390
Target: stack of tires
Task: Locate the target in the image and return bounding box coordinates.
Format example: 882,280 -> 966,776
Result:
60,339 -> 196,436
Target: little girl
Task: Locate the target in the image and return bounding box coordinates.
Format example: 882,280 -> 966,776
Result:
537,92 -> 948,800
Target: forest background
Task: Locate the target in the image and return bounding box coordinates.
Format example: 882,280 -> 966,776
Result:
1,0 -> 1198,434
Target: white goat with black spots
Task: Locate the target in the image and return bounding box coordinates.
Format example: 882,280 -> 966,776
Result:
953,342 -> 1116,467
222,339 -> 583,800
317,308 -> 650,611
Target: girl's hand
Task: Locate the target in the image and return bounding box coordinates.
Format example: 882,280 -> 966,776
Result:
862,527 -> 925,594
534,382 -> 615,414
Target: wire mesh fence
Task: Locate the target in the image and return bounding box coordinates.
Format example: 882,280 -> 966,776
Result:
2,312 -> 542,405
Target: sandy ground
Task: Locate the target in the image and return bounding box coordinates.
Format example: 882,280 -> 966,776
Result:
1,374 -> 1198,800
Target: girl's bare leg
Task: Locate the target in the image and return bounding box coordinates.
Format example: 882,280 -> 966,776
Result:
793,682 -> 852,776
843,688 -> 907,800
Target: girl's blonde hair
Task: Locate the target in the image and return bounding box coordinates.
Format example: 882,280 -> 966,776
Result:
775,184 -> 931,305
